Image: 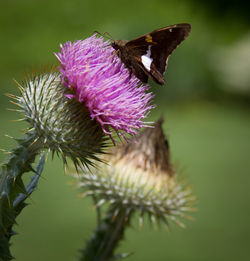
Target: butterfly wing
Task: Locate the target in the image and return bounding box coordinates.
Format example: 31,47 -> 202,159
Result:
125,23 -> 191,84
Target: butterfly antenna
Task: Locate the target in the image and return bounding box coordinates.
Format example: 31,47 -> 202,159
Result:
92,31 -> 113,41
92,30 -> 103,36
103,32 -> 114,41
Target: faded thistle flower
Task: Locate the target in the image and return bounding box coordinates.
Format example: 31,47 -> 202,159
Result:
76,119 -> 195,228
11,35 -> 154,166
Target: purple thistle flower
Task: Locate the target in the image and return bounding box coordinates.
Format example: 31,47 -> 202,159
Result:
55,35 -> 154,138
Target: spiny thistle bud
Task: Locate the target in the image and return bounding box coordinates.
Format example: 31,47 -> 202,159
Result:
13,72 -> 107,166
11,35 -> 154,166
76,119 -> 195,228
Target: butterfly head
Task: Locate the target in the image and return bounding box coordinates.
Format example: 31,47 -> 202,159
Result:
111,40 -> 120,50
111,40 -> 127,51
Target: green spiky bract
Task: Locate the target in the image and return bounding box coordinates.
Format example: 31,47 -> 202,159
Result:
16,72 -> 108,168
76,161 -> 194,230
0,132 -> 45,261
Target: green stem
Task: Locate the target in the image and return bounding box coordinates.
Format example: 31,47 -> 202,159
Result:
92,195 -> 101,227
80,206 -> 132,261
0,132 -> 45,261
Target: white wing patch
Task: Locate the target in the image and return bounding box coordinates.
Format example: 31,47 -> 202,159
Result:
141,45 -> 152,71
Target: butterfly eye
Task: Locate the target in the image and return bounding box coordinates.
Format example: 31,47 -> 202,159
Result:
111,42 -> 118,50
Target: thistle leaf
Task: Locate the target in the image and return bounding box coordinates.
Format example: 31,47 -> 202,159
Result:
0,133 -> 44,261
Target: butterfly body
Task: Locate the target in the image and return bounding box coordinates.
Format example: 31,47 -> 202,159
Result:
112,23 -> 191,85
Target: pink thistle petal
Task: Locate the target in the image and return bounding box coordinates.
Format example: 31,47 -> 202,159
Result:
55,34 -> 155,138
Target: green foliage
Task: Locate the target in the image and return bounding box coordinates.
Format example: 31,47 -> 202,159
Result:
0,133 -> 45,261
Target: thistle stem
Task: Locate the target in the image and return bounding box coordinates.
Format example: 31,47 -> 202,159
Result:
92,195 -> 101,227
0,132 -> 45,261
80,206 -> 132,261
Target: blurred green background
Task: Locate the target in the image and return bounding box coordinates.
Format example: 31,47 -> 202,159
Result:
1,0 -> 250,260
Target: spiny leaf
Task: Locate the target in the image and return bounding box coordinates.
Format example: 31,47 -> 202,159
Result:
13,153 -> 45,214
0,133 -> 44,261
